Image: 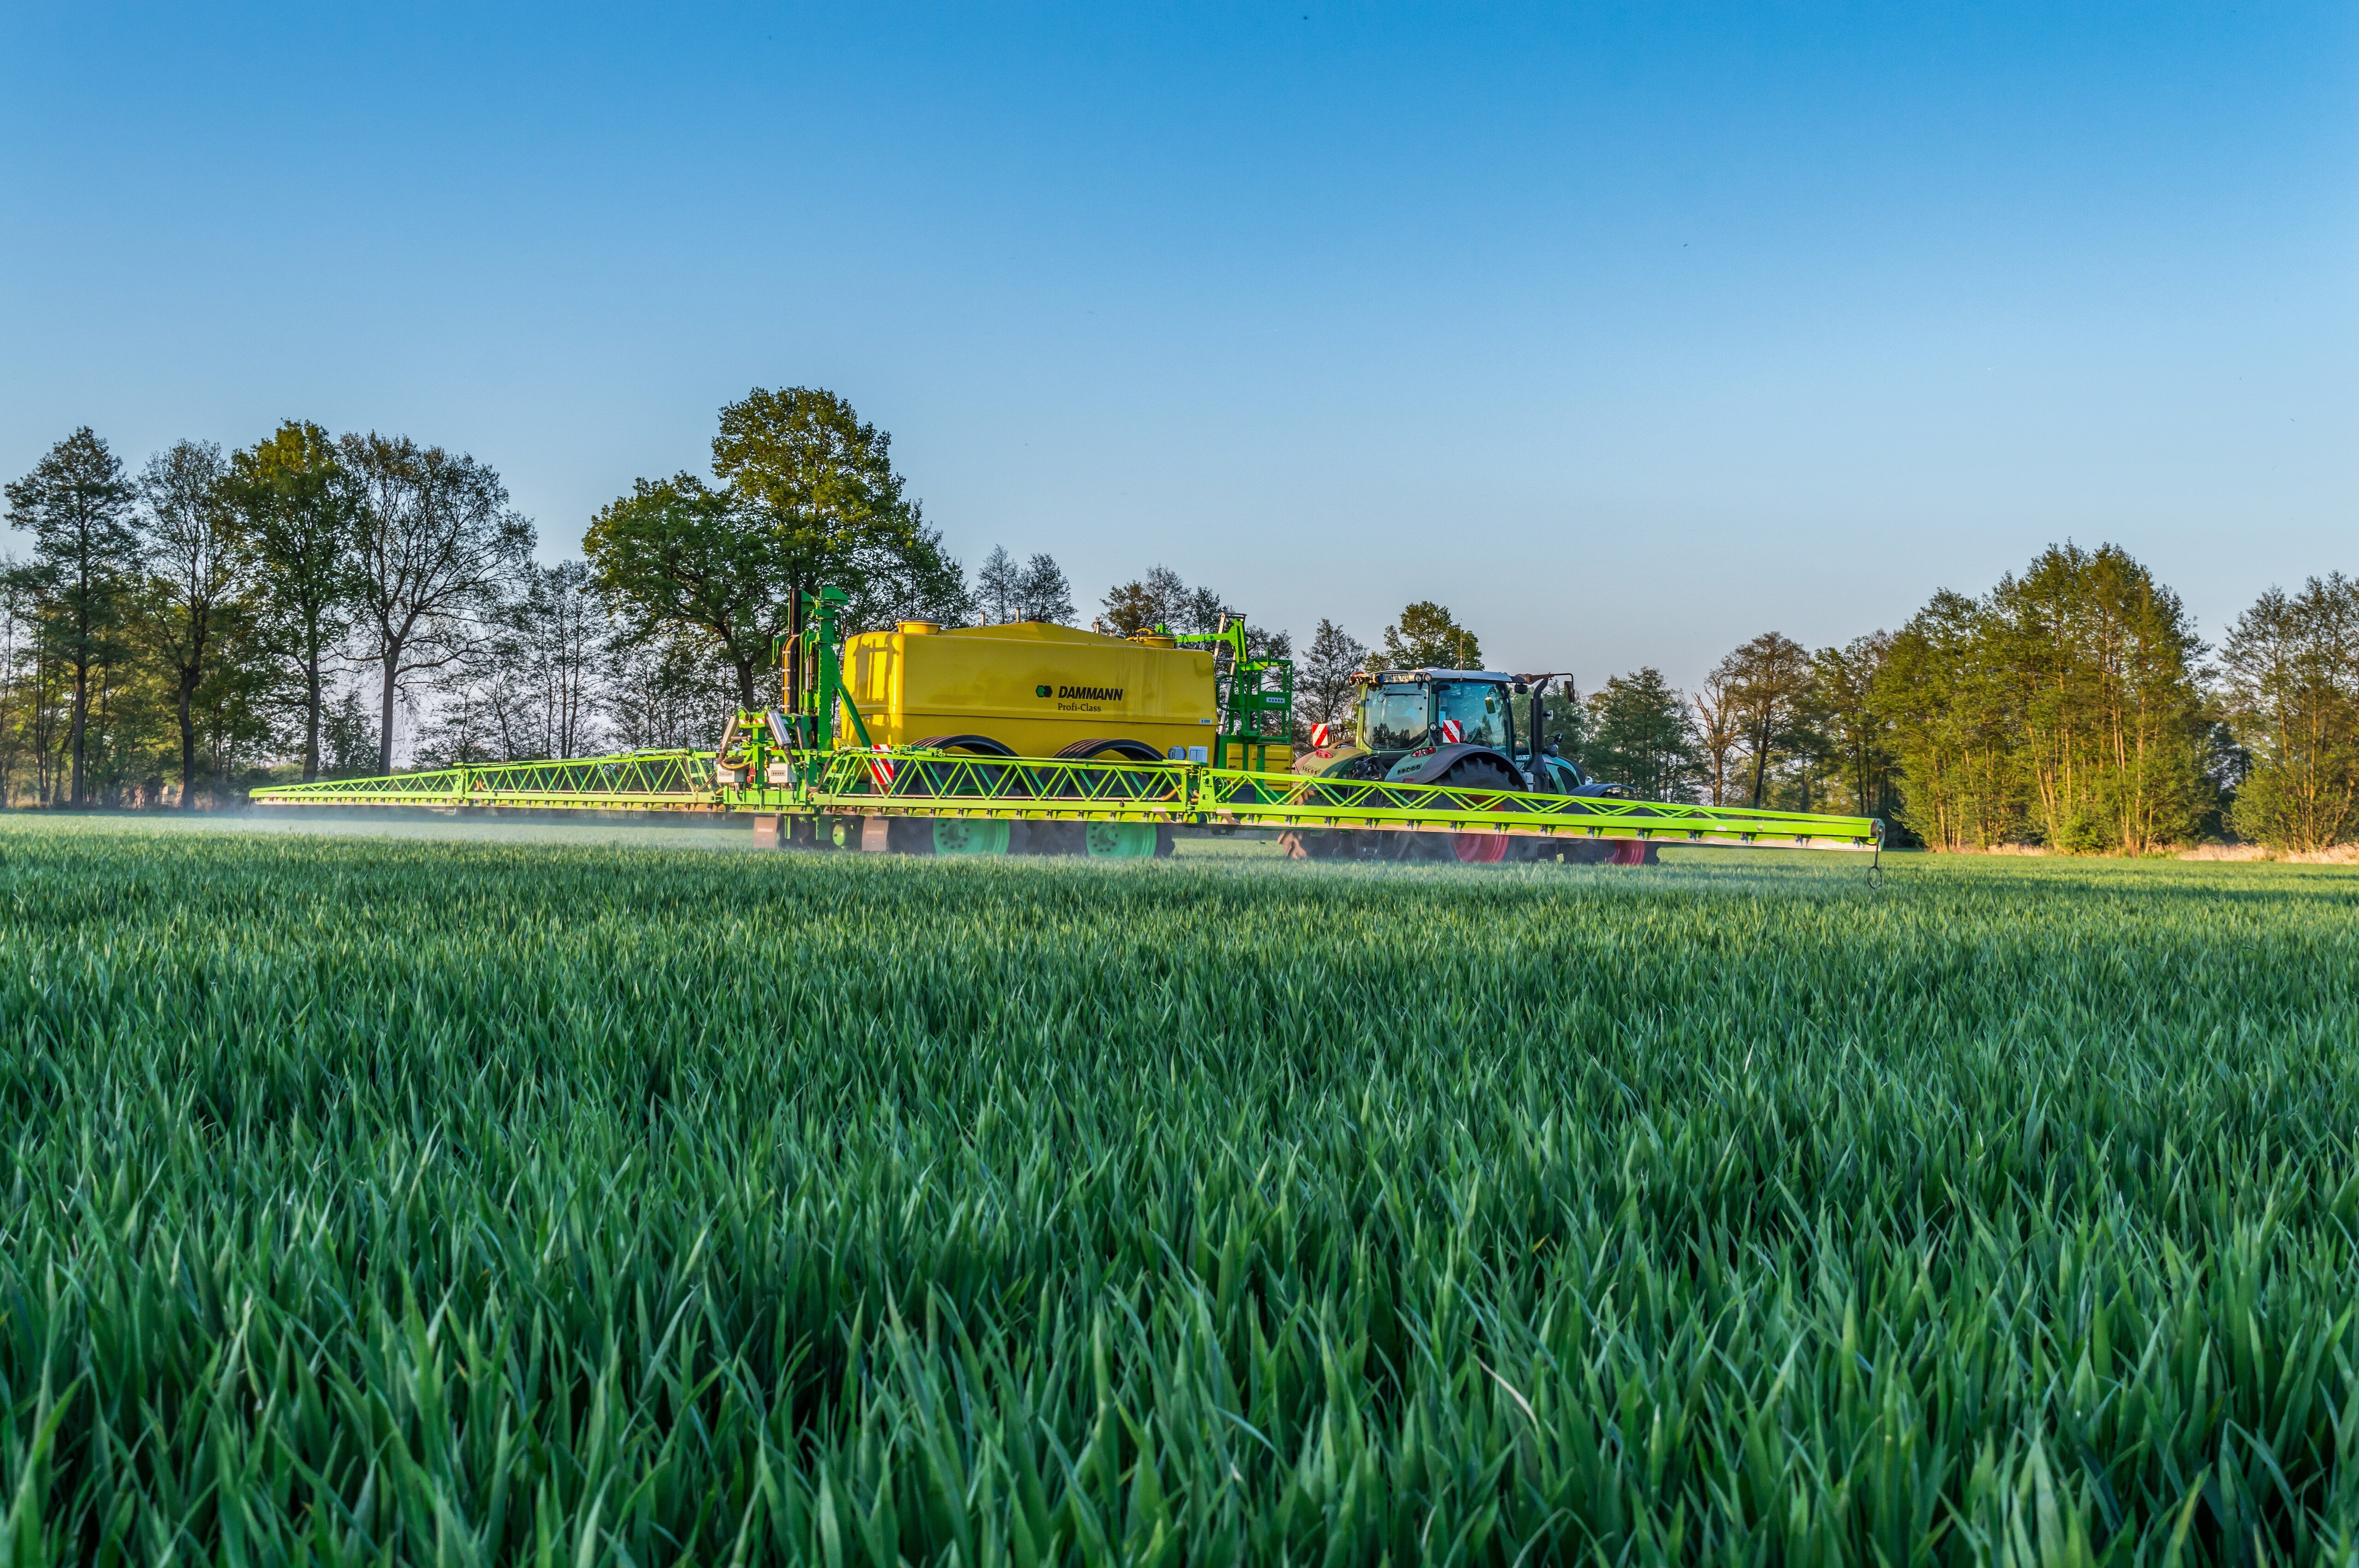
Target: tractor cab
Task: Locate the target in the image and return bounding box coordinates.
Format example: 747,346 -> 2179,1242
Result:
1292,669 -> 1586,795
1358,670 -> 1514,755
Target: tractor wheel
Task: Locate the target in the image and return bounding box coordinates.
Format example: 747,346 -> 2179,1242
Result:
1435,755 -> 1522,865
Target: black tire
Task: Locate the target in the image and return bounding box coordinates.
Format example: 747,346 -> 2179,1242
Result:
1053,737 -> 1166,763
1049,738 -> 1169,806
910,734 -> 1020,800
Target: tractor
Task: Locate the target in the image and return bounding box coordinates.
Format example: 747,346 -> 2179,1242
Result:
1279,667 -> 1659,864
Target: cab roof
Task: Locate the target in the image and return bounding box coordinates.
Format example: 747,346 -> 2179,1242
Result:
1361,668 -> 1516,684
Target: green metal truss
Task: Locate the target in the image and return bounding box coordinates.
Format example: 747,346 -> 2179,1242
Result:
254,742 -> 1878,854
249,750 -> 716,809
781,747 -> 1881,850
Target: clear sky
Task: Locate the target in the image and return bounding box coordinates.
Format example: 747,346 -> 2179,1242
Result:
4,3 -> 2352,686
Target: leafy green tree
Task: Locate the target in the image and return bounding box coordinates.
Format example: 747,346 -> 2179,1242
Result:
1988,544 -> 2208,854
318,688 -> 381,778
1538,682 -> 1591,771
221,421 -> 357,782
586,474 -> 781,709
137,439 -> 246,807
711,386 -> 968,632
342,433 -> 535,774
1015,554 -> 1074,624
1871,589 -> 2019,849
1101,565 -> 1240,638
1584,667 -> 1701,802
1871,545 -> 2207,853
2218,574 -> 2359,852
1380,602 -> 1480,669
5,428 -> 140,805
592,389 -> 965,709
1809,632 -> 1898,821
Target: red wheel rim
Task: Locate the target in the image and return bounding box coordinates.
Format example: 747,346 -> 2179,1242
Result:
1452,833 -> 1510,864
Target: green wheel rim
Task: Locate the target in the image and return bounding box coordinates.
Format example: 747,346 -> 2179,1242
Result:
1084,822 -> 1156,858
932,818 -> 1011,856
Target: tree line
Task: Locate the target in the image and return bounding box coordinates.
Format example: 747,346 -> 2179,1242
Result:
0,388 -> 955,805
1285,544 -> 2352,856
10,389 -> 2353,852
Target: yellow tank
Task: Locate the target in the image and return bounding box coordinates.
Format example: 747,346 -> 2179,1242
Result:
838,620 -> 1291,766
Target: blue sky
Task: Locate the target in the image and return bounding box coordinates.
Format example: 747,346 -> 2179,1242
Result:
4,3 -> 2352,685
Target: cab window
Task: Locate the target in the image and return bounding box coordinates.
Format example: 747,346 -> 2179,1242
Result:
1435,682 -> 1511,749
1362,685 -> 1430,749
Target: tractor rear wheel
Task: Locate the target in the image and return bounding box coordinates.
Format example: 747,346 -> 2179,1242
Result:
1435,755 -> 1522,864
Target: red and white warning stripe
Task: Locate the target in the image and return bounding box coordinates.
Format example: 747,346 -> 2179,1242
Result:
1310,722 -> 1331,749
868,742 -> 897,789
1439,718 -> 1464,744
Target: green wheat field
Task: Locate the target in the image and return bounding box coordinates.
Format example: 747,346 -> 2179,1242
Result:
3,814 -> 2355,1566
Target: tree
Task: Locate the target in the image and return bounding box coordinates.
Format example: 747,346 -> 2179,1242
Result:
1869,544 -> 2209,853
978,547 -> 1022,624
1713,632 -> 1811,808
1101,567 -> 1173,634
711,386 -> 966,632
592,390 -> 964,707
1809,632 -> 1896,820
1381,602 -> 1481,669
2218,574 -> 2359,852
1871,590 -> 2018,849
1585,668 -> 1701,801
442,560 -> 606,762
137,439 -> 244,807
587,475 -> 780,708
604,625 -> 738,752
1538,682 -> 1590,769
222,421 -> 356,782
1101,566 -> 1230,635
318,687 -> 381,778
1690,665 -> 1743,807
1296,619 -> 1367,739
513,560 -> 605,760
1015,553 -> 1074,623
5,428 -> 140,805
1986,544 -> 2208,854
342,433 -> 535,774
0,568 -> 32,802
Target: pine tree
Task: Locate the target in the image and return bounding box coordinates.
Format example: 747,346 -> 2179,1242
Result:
1015,554 -> 1074,624
1297,619 -> 1367,740
5,428 -> 140,805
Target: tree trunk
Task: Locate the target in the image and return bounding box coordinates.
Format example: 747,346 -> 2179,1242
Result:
379,646 -> 403,776
68,661 -> 89,808
303,660 -> 322,782
735,659 -> 757,711
178,669 -> 199,808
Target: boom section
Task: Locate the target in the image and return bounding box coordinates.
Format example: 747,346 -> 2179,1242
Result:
254,746 -> 1882,850
247,750 -> 716,809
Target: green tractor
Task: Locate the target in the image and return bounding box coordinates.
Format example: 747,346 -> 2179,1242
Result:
1279,667 -> 1658,864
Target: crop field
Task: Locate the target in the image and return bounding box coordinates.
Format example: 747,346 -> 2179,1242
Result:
3,815 -> 2357,1566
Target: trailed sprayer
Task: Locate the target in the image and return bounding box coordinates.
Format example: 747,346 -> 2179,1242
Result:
254,586 -> 1883,866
